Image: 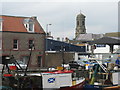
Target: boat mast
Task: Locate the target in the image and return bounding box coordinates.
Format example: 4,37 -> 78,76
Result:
61,45 -> 65,70
24,43 -> 35,76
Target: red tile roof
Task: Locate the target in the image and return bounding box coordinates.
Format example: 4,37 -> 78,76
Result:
1,15 -> 45,34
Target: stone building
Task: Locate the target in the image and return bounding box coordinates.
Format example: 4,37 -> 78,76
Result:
0,15 -> 46,68
75,13 -> 86,39
68,13 -> 105,59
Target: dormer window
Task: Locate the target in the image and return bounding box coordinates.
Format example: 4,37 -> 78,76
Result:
23,18 -> 34,32
29,22 -> 34,32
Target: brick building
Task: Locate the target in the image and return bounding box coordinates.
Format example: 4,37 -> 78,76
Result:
0,15 -> 46,68
45,39 -> 85,67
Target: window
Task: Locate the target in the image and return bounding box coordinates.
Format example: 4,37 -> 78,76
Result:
77,21 -> 79,26
25,24 -> 28,28
24,18 -> 34,32
82,21 -> 85,25
29,23 -> 34,32
29,40 -> 34,50
96,44 -> 106,47
13,39 -> 18,50
25,23 -> 34,32
21,56 -> 29,64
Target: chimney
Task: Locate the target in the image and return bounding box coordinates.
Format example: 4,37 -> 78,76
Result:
62,38 -> 64,42
31,16 -> 37,20
57,37 -> 60,41
65,37 -> 69,42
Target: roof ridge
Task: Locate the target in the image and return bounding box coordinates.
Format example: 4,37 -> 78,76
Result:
0,15 -> 30,18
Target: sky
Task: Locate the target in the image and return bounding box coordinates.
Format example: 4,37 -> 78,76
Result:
1,0 -> 119,40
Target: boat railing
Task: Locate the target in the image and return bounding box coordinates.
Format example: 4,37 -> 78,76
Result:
95,60 -> 107,73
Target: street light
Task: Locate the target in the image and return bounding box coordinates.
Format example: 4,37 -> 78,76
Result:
46,24 -> 52,36
45,24 -> 52,65
46,24 -> 52,52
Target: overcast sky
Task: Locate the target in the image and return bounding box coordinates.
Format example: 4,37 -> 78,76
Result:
1,0 -> 119,40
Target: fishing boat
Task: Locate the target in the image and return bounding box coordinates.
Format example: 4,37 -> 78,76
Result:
41,70 -> 85,89
84,61 -> 120,90
1,69 -> 85,89
1,55 -> 85,89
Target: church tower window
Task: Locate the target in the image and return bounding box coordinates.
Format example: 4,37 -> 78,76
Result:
77,21 -> 79,26
82,21 -> 85,25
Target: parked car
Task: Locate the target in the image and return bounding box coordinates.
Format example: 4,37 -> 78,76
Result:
8,61 -> 27,70
62,64 -> 70,69
69,61 -> 85,69
16,61 -> 27,69
0,55 -> 27,70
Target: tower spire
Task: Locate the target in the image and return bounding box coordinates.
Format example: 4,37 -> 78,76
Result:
80,10 -> 82,14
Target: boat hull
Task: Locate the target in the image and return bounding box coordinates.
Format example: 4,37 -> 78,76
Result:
84,85 -> 120,90
60,80 -> 85,90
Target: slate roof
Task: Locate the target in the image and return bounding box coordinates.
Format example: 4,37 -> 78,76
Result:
0,15 -> 45,34
90,37 -> 120,45
46,39 -> 86,52
105,32 -> 120,37
76,33 -> 104,41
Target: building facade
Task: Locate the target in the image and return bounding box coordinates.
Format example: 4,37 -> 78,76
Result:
0,15 -> 46,68
45,39 -> 86,67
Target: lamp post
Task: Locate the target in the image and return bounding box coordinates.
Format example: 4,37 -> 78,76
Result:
46,24 -> 52,37
45,24 -> 52,62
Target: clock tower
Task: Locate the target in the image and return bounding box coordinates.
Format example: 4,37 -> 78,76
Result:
75,13 -> 86,38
